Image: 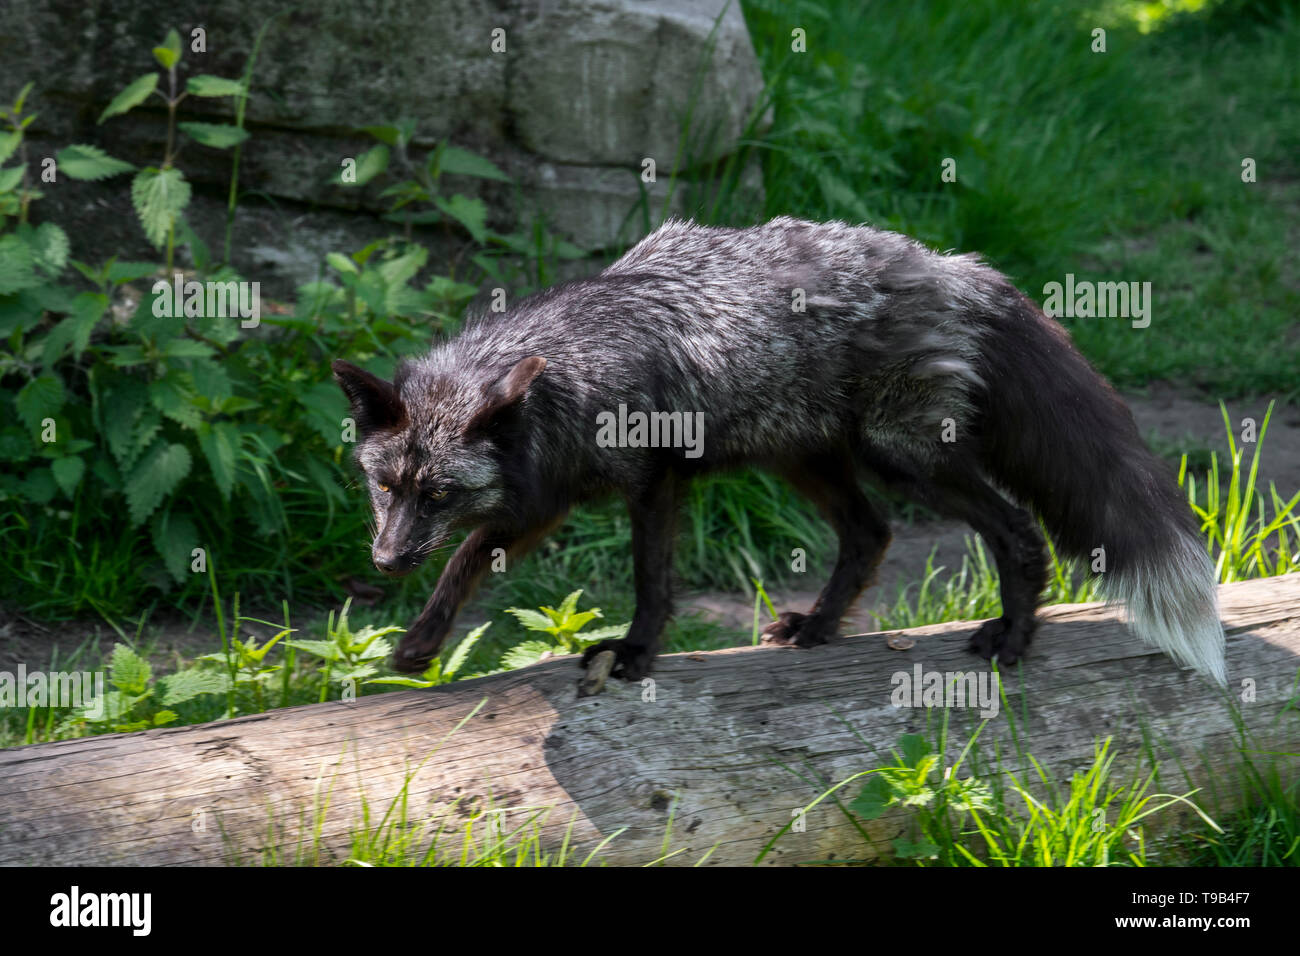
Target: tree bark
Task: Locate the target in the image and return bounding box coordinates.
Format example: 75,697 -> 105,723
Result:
1,576 -> 1297,866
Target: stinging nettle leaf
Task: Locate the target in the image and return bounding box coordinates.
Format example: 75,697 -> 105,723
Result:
151,509 -> 199,584
177,122 -> 250,149
98,73 -> 159,124
434,194 -> 488,243
338,144 -> 388,187
435,145 -> 511,182
15,375 -> 65,434
0,131 -> 20,165
185,74 -> 245,98
0,165 -> 24,194
126,440 -> 192,526
131,167 -> 190,247
152,29 -> 183,70
56,144 -> 134,181
51,455 -> 85,497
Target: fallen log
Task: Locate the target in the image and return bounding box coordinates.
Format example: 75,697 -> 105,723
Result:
1,576 -> 1298,866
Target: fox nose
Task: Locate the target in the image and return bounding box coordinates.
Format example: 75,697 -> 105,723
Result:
373,549 -> 404,574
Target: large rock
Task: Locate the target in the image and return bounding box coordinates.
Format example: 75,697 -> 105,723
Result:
2,0 -> 767,274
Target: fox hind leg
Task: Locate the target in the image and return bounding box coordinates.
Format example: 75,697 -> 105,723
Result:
891,465 -> 1048,665
762,454 -> 892,649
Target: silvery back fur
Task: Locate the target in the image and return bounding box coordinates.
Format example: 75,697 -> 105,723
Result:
333,216 -> 1225,686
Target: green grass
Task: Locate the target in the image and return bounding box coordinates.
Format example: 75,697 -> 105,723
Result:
720,0 -> 1300,396
760,675 -> 1298,867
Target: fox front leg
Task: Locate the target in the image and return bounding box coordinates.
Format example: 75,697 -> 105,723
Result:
392,520 -> 560,673
581,473 -> 681,682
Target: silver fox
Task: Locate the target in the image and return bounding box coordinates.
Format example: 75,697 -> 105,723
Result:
333,217 -> 1226,685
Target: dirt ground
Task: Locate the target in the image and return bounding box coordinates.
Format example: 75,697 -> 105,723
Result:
2,390 -> 1297,672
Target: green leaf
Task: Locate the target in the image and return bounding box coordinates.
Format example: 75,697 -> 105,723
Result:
57,144 -> 134,181
108,643 -> 151,695
426,275 -> 478,304
899,733 -> 930,767
152,29 -> 182,69
149,375 -> 202,429
125,440 -> 192,525
0,430 -> 32,462
561,610 -> 600,633
159,668 -> 230,706
189,358 -> 232,405
98,73 -> 159,124
573,623 -> 628,643
108,261 -> 160,285
0,165 -> 24,193
892,839 -> 941,860
434,194 -> 488,243
500,640 -> 554,670
197,420 -> 239,499
176,217 -> 210,271
0,131 -> 20,165
15,375 -> 64,433
51,455 -> 85,497
186,74 -> 246,97
68,292 -> 106,358
445,622 -> 490,677
151,509 -> 199,583
131,167 -> 191,247
39,317 -> 80,370
504,607 -> 555,632
102,378 -> 147,464
361,120 -> 415,147
849,775 -> 893,821
29,222 -> 69,275
11,82 -> 34,115
20,467 -> 56,504
163,339 -> 216,360
298,381 -> 349,446
178,122 -> 250,149
557,589 -> 583,618
356,269 -> 387,315
365,675 -> 437,688
325,251 -> 358,275
338,144 -> 388,186
0,233 -> 37,295
435,145 -> 510,182
127,409 -> 163,470
284,639 -> 342,663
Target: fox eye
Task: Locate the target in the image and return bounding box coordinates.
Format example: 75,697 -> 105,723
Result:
427,488 -> 449,501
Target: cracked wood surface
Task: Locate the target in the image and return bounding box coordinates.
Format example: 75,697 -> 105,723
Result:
1,575 -> 1297,866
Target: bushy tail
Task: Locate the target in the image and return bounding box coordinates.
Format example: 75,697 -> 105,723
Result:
976,287 -> 1226,685
1107,531 -> 1225,685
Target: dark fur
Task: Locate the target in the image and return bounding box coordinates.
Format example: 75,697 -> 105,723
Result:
333,217 -> 1225,684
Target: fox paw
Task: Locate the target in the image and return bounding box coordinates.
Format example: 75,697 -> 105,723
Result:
761,611 -> 835,648
967,616 -> 1034,665
392,632 -> 444,674
581,638 -> 656,681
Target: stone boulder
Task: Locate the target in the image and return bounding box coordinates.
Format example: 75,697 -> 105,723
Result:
2,0 -> 767,287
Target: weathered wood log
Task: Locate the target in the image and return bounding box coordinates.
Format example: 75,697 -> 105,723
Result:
1,576 -> 1298,866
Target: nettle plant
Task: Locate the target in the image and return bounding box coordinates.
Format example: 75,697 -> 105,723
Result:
334,119 -> 587,292
1,30 -> 591,618
501,590 -> 630,669
97,28 -> 251,272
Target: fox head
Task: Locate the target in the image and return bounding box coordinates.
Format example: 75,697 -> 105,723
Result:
331,355 -> 547,576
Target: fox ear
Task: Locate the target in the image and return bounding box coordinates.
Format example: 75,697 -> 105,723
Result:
332,360 -> 407,435
465,356 -> 546,434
